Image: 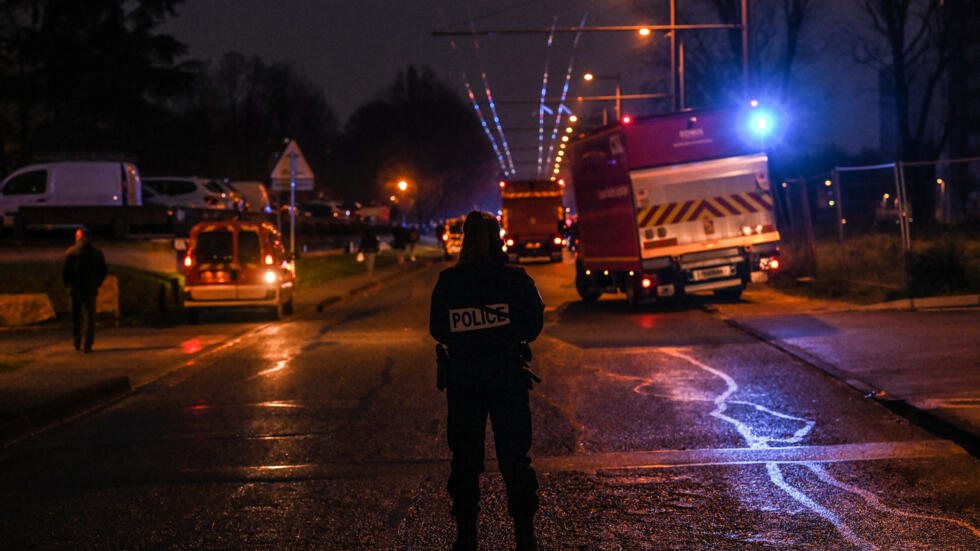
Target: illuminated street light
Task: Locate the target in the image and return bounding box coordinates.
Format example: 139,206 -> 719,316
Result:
561,136 -> 569,142
397,180 -> 408,192
638,27 -> 651,36
565,126 -> 574,133
569,115 -> 578,123
583,72 -> 621,123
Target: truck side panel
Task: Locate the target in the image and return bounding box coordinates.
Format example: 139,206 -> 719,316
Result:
570,128 -> 642,271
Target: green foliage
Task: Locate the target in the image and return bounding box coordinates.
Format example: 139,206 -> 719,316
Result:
294,252 -> 398,289
0,0 -> 191,169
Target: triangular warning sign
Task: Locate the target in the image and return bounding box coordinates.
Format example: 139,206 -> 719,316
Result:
270,140 -> 315,190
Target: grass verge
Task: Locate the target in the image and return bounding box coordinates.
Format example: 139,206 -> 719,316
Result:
775,225 -> 980,303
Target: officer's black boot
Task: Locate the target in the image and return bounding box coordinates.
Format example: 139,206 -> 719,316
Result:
452,517 -> 477,551
514,517 -> 537,551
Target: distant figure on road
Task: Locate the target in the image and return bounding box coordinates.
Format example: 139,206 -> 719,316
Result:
407,225 -> 420,262
429,211 -> 545,551
392,225 -> 408,264
358,228 -> 380,276
63,228 -> 107,353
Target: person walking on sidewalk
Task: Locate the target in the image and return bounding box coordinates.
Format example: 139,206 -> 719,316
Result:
407,225 -> 420,262
358,228 -> 380,276
429,211 -> 545,551
392,225 -> 408,264
63,227 -> 107,353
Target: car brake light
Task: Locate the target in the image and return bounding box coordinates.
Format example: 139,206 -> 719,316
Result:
553,236 -> 563,245
641,277 -> 653,288
184,254 -> 193,268
769,257 -> 780,270
506,238 -> 515,247
264,254 -> 274,265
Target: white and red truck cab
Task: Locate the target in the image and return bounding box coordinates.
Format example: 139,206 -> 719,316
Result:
500,179 -> 566,263
567,107 -> 781,305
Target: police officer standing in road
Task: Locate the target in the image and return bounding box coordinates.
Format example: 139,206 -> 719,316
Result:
63,227 -> 107,353
430,211 -> 545,551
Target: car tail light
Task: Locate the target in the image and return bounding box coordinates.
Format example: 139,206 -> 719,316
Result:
641,277 -> 653,289
264,254 -> 274,265
506,238 -> 515,247
553,236 -> 563,246
184,254 -> 193,268
760,256 -> 780,271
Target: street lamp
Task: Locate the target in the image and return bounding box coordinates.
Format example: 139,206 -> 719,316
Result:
397,180 -> 408,192
583,72 -> 621,124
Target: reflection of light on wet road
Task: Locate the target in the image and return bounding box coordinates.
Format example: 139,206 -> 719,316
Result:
257,400 -> 301,408
657,347 -> 979,550
180,338 -> 203,354
255,359 -> 289,377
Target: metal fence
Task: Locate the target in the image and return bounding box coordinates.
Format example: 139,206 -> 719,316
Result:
774,157 -> 980,298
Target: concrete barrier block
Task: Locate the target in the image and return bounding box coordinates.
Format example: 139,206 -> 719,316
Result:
0,294 -> 56,326
96,275 -> 119,316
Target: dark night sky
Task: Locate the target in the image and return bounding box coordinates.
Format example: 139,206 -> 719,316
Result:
165,0 -> 877,177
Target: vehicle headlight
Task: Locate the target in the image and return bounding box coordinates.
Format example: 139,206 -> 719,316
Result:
265,271 -> 277,283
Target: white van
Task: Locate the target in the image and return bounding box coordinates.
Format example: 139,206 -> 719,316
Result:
228,181 -> 272,213
0,161 -> 142,228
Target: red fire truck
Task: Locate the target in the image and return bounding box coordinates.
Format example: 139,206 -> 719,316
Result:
500,179 -> 566,263
567,107 -> 781,305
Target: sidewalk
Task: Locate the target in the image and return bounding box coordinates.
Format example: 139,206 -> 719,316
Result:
0,249 -> 441,448
713,287 -> 980,457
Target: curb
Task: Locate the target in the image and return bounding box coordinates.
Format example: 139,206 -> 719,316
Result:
1,376 -> 131,448
859,294 -> 980,311
722,317 -> 980,459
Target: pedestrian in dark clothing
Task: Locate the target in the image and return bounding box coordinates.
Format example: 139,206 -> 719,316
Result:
407,225 -> 420,261
358,229 -> 380,276
63,228 -> 107,353
430,211 -> 545,551
392,225 -> 408,264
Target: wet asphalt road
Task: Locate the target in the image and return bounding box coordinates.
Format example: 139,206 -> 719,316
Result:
1,259 -> 978,550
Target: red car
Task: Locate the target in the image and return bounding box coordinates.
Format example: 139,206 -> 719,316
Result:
182,220 -> 295,322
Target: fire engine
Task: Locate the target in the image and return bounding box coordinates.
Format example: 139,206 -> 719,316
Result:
500,179 -> 566,263
567,106 -> 781,305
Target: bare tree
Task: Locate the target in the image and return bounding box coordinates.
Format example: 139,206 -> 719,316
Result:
852,0 -> 973,218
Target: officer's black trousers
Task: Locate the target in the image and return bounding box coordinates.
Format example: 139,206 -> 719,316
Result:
446,374 -> 539,523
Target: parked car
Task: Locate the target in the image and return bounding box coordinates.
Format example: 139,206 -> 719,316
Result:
441,216 -> 464,259
182,220 -> 295,322
228,181 -> 272,213
142,176 -> 225,210
1,160 -> 142,230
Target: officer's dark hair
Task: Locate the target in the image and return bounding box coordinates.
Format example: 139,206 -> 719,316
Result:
459,211 -> 506,265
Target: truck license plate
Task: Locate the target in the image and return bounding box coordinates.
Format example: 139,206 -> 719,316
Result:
692,265 -> 733,281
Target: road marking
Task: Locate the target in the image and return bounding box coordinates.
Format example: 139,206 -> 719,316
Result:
161,440 -> 965,484
656,347 -> 980,549
807,463 -> 980,538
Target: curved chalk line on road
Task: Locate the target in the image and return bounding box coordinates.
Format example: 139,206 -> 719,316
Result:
658,347 -> 979,550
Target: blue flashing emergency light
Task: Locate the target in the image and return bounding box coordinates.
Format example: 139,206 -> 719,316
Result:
748,106 -> 776,138
737,99 -> 786,148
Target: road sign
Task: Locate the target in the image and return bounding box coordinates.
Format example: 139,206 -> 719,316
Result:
270,140 -> 315,191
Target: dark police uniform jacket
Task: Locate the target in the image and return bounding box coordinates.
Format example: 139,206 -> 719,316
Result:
430,260 -> 544,379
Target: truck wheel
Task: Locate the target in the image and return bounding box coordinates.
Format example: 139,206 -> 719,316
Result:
575,263 -> 601,302
625,281 -> 640,307
713,286 -> 744,300
270,301 -> 284,320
